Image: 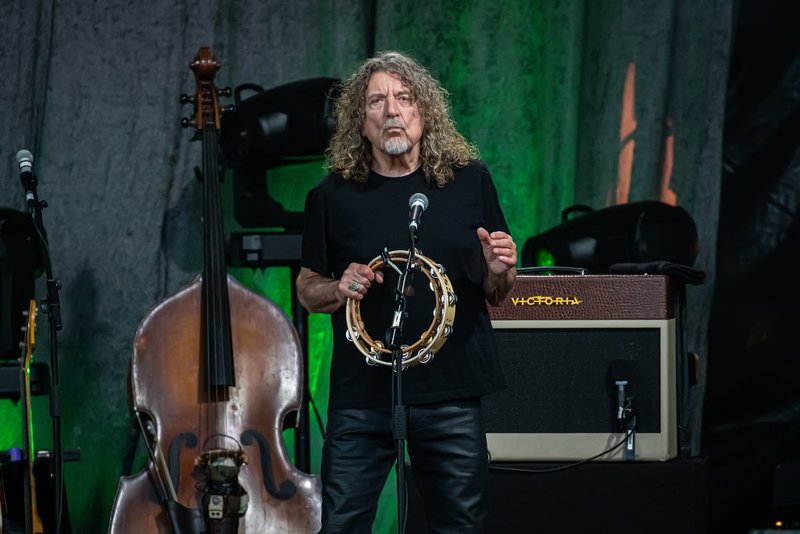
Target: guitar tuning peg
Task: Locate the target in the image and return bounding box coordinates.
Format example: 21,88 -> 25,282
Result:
20,325 -> 27,332
219,87 -> 232,97
22,310 -> 29,317
221,105 -> 236,114
181,117 -> 196,128
180,94 -> 196,105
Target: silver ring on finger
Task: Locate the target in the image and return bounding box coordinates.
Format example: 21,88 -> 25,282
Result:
348,280 -> 360,292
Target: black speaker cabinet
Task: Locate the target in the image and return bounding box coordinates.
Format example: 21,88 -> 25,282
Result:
484,274 -> 678,461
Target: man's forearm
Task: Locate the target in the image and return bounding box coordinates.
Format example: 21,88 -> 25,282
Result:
484,267 -> 516,306
297,270 -> 346,314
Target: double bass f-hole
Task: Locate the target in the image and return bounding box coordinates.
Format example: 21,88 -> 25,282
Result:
163,432 -> 297,503
108,47 -> 321,534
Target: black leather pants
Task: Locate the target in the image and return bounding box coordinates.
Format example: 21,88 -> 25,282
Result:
319,398 -> 488,534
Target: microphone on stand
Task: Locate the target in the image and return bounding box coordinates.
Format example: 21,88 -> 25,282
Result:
408,193 -> 429,237
15,148 -> 67,527
610,359 -> 636,460
610,359 -> 630,421
16,149 -> 37,208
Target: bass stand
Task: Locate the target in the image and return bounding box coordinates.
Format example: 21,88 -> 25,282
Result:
384,230 -> 420,534
21,161 -> 66,534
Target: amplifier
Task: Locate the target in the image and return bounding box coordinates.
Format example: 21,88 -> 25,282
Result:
485,274 -> 677,461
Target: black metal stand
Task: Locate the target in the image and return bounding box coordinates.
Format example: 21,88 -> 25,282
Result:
290,264 -> 311,473
391,347 -> 407,534
24,170 -> 66,534
623,401 -> 637,462
385,230 -> 419,534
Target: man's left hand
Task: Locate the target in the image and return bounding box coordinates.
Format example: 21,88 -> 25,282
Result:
477,227 -> 517,275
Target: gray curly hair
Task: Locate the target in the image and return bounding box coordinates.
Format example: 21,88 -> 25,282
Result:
326,51 -> 477,186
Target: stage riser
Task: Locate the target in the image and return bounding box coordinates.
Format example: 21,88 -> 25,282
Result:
406,459 -> 708,534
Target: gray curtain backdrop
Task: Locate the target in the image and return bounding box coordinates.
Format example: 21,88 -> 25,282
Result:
1,0 -> 366,530
0,1 -> 731,532
573,0 -> 731,457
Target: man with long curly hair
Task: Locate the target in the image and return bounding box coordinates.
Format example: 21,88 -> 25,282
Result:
297,51 -> 517,533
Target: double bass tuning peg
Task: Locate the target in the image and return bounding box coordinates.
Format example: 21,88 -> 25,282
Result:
180,87 -> 230,106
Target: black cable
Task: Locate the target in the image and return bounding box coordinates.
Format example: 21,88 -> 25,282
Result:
488,430 -> 633,474
401,478 -> 409,534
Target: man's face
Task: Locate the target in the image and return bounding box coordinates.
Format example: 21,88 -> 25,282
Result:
361,71 -> 424,158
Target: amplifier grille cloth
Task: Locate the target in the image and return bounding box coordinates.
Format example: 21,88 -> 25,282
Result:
484,328 -> 661,434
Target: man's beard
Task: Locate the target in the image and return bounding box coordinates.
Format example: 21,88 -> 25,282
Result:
383,136 -> 410,154
381,118 -> 410,154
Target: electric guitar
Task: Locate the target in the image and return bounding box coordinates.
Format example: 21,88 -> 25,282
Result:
21,299 -> 45,534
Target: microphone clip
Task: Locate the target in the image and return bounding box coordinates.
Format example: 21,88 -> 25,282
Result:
20,169 -> 37,191
620,395 -> 636,422
616,392 -> 637,461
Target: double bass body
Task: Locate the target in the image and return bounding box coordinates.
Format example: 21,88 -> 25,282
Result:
108,276 -> 320,533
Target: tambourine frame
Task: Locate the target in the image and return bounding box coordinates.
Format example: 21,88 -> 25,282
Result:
345,250 -> 456,368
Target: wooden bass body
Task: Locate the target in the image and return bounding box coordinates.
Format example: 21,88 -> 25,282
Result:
108,274 -> 321,533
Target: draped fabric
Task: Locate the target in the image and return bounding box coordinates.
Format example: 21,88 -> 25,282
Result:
573,0 -> 732,458
703,2 -> 800,531
0,1 -> 731,531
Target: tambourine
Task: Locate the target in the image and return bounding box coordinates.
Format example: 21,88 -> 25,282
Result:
345,250 -> 456,369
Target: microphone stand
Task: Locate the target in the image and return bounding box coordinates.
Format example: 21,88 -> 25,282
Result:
385,228 -> 420,534
24,170 -> 66,534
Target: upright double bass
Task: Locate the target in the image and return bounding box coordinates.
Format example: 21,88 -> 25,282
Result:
108,48 -> 320,534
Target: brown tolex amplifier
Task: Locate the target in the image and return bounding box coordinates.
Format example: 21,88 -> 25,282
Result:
484,274 -> 677,462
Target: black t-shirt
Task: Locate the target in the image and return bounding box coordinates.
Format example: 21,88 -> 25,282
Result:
301,160 -> 508,410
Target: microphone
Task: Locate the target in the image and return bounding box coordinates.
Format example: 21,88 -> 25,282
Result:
408,193 -> 429,236
610,359 -> 630,421
610,359 -> 637,460
16,149 -> 37,207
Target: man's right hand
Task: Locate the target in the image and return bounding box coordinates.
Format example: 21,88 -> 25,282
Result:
338,262 -> 385,301
296,264 -> 384,314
